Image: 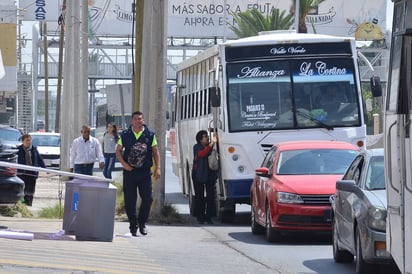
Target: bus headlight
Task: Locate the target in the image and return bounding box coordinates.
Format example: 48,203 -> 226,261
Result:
238,165 -> 245,173
232,154 -> 239,161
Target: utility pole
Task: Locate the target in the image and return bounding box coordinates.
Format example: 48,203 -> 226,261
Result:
139,0 -> 167,215
43,21 -> 49,132
79,0 -> 88,128
295,0 -> 300,32
61,0 -> 82,170
134,0 -> 144,110
55,0 -> 66,133
61,0 -> 73,170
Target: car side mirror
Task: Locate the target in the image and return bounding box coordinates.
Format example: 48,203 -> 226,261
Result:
370,76 -> 382,97
210,87 -> 221,107
336,179 -> 357,192
255,167 -> 270,177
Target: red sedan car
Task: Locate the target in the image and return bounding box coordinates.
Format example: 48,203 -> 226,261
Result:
250,140 -> 359,242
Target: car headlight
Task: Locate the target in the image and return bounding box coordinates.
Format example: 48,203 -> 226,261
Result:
276,192 -> 304,204
367,206 -> 386,231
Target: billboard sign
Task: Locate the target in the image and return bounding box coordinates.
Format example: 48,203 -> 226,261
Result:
0,5 -> 17,91
19,0 -> 387,40
20,0 -> 62,21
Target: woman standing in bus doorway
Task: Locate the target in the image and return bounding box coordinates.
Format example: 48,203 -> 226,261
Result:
103,122 -> 120,179
192,130 -> 218,224
17,133 -> 46,206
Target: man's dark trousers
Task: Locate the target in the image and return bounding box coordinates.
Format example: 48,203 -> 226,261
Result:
123,168 -> 153,233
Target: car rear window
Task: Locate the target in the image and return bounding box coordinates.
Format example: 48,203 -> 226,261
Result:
31,135 -> 60,147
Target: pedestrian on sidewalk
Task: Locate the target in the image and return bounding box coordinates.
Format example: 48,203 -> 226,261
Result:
192,130 -> 218,224
116,111 -> 161,236
17,133 -> 46,206
102,122 -> 120,179
70,125 -> 105,175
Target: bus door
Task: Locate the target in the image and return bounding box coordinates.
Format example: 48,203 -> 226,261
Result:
384,2 -> 412,271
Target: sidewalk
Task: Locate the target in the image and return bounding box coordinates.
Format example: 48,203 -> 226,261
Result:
0,169 -> 193,273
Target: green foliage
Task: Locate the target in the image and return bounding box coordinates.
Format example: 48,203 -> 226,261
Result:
228,8 -> 294,38
38,203 -> 64,219
37,100 -> 45,116
0,201 -> 33,217
150,203 -> 186,224
361,82 -> 382,134
228,0 -> 328,37
113,181 -> 127,220
290,0 -> 326,33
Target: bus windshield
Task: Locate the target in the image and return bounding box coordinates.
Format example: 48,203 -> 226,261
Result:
227,58 -> 360,132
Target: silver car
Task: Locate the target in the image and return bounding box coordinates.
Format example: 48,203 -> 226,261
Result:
331,148 -> 395,274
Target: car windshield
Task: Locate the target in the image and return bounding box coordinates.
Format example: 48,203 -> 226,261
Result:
31,135 -> 60,147
277,149 -> 358,175
0,129 -> 21,141
365,155 -> 385,190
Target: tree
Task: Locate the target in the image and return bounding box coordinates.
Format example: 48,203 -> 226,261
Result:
228,8 -> 294,38
290,0 -> 325,33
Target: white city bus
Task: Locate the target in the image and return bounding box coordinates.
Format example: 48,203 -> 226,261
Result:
170,31 -> 379,222
383,0 -> 412,272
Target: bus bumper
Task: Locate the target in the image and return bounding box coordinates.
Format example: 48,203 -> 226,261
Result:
224,179 -> 252,204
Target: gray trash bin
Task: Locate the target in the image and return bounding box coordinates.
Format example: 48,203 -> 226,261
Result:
62,178 -> 117,242
62,180 -> 81,235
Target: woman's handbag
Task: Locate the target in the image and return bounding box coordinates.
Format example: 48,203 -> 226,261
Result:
208,146 -> 219,171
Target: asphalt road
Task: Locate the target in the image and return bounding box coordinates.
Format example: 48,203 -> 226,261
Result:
0,151 -> 400,274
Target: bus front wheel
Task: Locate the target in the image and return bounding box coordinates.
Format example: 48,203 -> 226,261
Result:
217,200 -> 236,223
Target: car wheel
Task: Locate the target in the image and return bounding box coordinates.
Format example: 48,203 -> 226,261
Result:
332,216 -> 354,263
251,204 -> 265,235
355,228 -> 378,274
219,203 -> 236,223
265,204 -> 281,242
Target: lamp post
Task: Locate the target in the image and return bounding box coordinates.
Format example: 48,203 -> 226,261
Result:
295,0 -> 300,32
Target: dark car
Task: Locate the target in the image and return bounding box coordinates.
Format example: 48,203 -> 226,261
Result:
331,148 -> 395,274
0,143 -> 25,205
250,140 -> 359,242
0,125 -> 22,150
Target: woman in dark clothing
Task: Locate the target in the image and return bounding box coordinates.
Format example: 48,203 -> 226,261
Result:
17,133 -> 46,206
192,130 -> 218,224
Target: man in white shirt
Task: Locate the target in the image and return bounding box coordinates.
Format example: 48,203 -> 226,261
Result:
70,125 -> 105,175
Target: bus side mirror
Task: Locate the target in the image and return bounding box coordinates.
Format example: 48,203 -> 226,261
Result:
210,87 -> 221,107
370,76 -> 382,97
